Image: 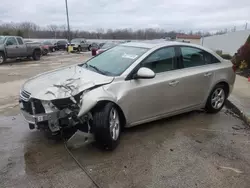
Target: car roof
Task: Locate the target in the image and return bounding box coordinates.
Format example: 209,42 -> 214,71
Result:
121,40 -> 223,62
121,40 -> 203,49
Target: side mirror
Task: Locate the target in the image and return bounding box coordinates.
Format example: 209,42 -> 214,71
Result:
134,67 -> 155,79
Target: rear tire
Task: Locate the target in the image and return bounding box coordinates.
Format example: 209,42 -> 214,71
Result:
93,102 -> 121,150
0,52 -> 6,64
32,50 -> 41,61
205,84 -> 227,113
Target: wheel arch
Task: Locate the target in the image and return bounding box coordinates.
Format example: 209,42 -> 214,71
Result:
0,50 -> 6,57
77,87 -> 126,127
212,80 -> 230,98
204,80 -> 230,106
33,48 -> 42,53
92,100 -> 127,127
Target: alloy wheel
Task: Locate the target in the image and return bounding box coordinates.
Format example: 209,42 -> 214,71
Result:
109,108 -> 120,141
211,88 -> 225,109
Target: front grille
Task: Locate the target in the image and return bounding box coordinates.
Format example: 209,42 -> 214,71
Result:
20,90 -> 31,102
21,99 -> 45,115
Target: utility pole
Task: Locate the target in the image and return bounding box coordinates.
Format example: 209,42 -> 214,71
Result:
65,0 -> 71,42
245,23 -> 248,30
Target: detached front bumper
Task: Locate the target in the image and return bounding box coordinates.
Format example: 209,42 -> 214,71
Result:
20,109 -> 68,132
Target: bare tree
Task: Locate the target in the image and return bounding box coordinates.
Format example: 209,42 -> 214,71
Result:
0,21 -> 216,40
47,24 -> 58,39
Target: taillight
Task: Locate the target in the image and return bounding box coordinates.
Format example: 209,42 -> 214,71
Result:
232,64 -> 237,72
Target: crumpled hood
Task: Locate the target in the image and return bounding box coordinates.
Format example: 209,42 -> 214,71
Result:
23,65 -> 114,100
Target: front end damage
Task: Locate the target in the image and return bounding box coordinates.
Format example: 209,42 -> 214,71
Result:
19,86 -> 99,142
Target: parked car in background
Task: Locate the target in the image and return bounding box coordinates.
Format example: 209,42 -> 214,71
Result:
41,44 -> 50,55
42,41 -> 56,52
70,38 -> 92,51
91,42 -> 105,56
98,42 -> 105,48
55,40 -> 68,50
96,41 -> 121,55
19,41 -> 236,150
0,36 -> 42,64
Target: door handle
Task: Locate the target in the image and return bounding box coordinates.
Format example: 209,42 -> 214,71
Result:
204,72 -> 212,77
169,80 -> 179,86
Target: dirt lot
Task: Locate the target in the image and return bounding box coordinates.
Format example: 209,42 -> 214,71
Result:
1,52 -> 250,188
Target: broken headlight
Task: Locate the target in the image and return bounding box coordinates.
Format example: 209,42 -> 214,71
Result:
51,92 -> 82,110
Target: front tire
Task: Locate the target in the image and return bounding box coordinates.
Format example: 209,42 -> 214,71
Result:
93,103 -> 121,150
205,84 -> 227,113
78,46 -> 82,52
0,52 -> 6,64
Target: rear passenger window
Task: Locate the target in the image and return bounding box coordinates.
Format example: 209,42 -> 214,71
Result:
203,52 -> 220,64
180,46 -> 220,68
142,47 -> 175,73
16,38 -> 24,45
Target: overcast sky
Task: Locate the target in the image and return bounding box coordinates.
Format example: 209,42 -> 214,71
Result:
0,0 -> 250,32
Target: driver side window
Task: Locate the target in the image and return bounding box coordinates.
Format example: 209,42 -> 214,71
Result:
6,37 -> 17,46
142,47 -> 176,73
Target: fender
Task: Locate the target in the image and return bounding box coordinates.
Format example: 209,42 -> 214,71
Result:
77,86 -> 117,117
0,50 -> 7,58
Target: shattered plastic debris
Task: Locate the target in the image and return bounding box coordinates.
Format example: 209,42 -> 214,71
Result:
66,130 -> 94,149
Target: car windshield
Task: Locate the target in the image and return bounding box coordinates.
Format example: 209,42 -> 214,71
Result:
58,40 -> 67,44
82,45 -> 148,76
43,41 -> 52,45
0,36 -> 6,44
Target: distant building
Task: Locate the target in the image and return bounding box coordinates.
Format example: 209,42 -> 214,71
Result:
202,30 -> 250,55
176,34 -> 201,45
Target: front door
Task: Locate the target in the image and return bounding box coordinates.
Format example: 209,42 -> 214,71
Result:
5,37 -> 19,57
16,37 -> 27,56
119,46 -> 180,125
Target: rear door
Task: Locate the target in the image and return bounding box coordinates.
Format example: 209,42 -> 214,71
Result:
16,37 -> 27,56
175,46 -> 218,109
5,37 -> 19,57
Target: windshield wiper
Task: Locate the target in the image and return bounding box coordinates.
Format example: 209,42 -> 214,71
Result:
86,64 -> 106,75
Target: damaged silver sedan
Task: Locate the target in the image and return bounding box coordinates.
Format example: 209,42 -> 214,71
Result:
19,41 -> 235,150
